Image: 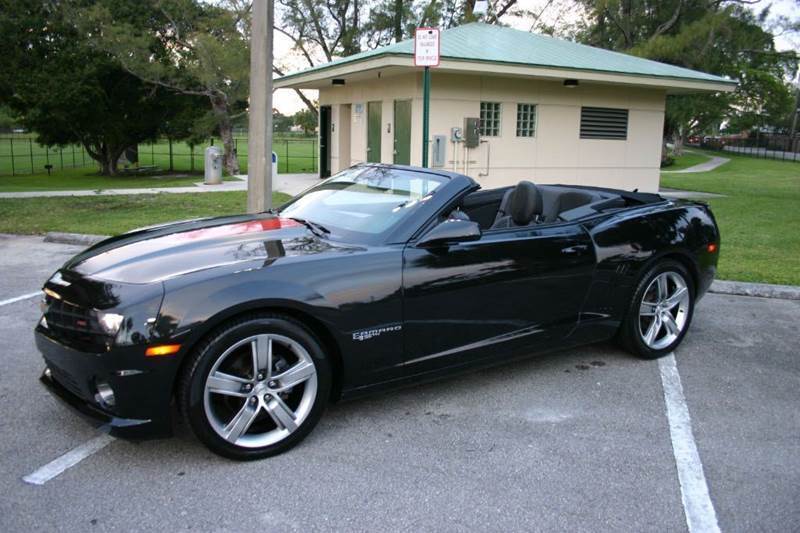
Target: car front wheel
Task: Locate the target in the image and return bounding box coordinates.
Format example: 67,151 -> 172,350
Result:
619,260 -> 695,359
179,314 -> 331,460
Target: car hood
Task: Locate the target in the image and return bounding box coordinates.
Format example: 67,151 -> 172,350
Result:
62,214 -> 355,284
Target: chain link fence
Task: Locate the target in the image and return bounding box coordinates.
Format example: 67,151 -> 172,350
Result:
0,134 -> 318,176
696,132 -> 800,162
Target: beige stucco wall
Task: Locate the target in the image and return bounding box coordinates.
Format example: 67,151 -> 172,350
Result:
319,71 -> 666,192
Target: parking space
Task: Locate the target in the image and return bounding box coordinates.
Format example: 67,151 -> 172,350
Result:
0,235 -> 797,532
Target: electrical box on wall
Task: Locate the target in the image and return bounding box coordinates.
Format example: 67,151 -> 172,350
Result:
432,135 -> 447,167
464,118 -> 480,148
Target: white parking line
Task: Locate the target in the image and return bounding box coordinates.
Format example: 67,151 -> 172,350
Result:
659,353 -> 721,533
23,431 -> 115,486
0,291 -> 41,307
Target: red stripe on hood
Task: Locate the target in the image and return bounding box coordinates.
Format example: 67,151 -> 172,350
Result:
176,218 -> 302,241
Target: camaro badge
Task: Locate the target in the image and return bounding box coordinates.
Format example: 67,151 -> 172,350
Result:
352,324 -> 402,341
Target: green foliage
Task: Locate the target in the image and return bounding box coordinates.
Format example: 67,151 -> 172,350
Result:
273,111 -> 293,133
0,0 -> 200,175
0,105 -> 20,131
576,1 -> 798,138
293,109 -> 318,136
82,0 -> 250,174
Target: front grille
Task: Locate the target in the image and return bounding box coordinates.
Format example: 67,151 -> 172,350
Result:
43,298 -> 113,352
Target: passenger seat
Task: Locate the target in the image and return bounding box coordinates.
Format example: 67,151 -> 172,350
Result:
491,181 -> 543,229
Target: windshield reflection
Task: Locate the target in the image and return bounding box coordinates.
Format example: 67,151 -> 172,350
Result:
279,166 -> 445,240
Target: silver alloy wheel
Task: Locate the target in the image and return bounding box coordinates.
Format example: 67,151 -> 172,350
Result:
203,334 -> 318,448
638,271 -> 691,351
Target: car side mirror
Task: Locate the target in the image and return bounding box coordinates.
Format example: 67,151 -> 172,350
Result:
418,219 -> 481,247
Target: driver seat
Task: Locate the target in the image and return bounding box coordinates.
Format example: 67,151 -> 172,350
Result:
491,181 -> 543,229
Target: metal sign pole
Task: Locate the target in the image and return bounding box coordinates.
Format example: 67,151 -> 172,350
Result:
415,27 -> 439,169
422,66 -> 431,168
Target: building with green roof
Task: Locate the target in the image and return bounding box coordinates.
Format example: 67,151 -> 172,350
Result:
275,23 -> 736,191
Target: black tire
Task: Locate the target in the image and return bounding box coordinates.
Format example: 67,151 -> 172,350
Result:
179,313 -> 331,460
618,259 -> 695,359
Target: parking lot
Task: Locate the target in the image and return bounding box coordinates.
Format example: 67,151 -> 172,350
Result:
1,234 -> 798,532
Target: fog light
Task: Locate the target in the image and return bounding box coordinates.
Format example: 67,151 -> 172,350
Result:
97,312 -> 124,336
94,381 -> 115,408
43,367 -> 52,379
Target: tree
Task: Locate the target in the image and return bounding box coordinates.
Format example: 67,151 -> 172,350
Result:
575,0 -> 799,153
0,0 -> 198,175
83,0 -> 250,175
276,0 -> 525,116
293,108 -> 318,135
273,110 -> 293,133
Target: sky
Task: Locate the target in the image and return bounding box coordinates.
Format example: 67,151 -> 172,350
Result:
272,0 -> 799,114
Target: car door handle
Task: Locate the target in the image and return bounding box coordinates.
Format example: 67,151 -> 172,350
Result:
561,245 -> 589,255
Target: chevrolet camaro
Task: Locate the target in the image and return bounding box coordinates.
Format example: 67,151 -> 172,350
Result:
35,164 -> 719,460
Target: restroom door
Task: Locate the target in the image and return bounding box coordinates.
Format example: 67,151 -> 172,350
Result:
319,105 -> 332,177
393,100 -> 412,165
367,101 -> 382,163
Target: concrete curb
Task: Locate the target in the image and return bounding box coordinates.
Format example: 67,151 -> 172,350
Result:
37,233 -> 800,301
44,232 -> 110,247
709,280 -> 800,301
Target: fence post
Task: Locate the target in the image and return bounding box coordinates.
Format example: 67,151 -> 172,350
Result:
169,138 -> 174,171
9,136 -> 14,176
190,145 -> 194,172
59,147 -> 64,170
312,139 -> 317,173
29,139 -> 34,174
285,139 -> 289,173
72,145 -> 76,168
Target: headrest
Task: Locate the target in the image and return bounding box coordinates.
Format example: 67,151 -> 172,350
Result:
509,181 -> 542,225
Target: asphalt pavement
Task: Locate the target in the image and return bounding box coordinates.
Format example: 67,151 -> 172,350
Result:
0,234 -> 797,532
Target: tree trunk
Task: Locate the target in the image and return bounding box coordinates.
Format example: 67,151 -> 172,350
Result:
393,0 -> 403,42
210,94 -> 239,175
85,141 -> 120,176
672,130 -> 684,156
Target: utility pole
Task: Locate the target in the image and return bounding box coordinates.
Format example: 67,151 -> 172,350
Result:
247,0 -> 274,213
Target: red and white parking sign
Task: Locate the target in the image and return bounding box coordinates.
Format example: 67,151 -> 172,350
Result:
414,28 -> 440,67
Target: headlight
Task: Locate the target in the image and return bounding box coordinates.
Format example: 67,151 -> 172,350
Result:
96,312 -> 124,335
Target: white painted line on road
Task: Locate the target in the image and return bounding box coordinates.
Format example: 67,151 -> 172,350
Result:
0,291 -> 41,307
659,353 -> 721,533
23,431 -> 115,486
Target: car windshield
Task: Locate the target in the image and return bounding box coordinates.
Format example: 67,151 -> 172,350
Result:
279,166 -> 447,241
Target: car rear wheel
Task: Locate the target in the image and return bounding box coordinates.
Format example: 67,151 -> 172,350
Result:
179,314 -> 331,460
619,260 -> 695,359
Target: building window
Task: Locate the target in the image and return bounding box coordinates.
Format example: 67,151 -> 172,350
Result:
480,102 -> 501,137
580,106 -> 629,140
516,104 -> 537,137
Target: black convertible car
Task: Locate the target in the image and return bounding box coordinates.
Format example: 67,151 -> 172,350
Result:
35,164 -> 719,460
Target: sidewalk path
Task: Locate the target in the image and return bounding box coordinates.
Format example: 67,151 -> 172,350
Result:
0,173 -> 319,199
662,154 -> 730,174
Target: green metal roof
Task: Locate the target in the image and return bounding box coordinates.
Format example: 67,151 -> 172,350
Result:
277,22 -> 735,86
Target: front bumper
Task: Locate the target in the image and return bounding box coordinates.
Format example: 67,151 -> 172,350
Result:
35,328 -> 176,439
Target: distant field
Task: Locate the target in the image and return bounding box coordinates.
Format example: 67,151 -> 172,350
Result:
0,135 -> 318,177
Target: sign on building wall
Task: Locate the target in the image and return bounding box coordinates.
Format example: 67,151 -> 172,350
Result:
414,28 -> 441,67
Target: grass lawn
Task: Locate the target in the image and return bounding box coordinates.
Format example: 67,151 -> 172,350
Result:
662,150 -> 712,172
0,191 -> 291,236
661,150 -> 799,285
0,167 -> 232,192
